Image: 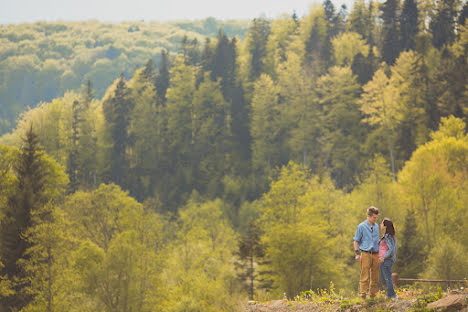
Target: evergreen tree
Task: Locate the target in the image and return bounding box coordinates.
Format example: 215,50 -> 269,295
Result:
316,66 -> 363,189
430,0 -> 460,49
459,1 -> 468,27
180,35 -> 201,65
191,73 -> 229,197
348,0 -> 372,42
304,8 -> 327,72
142,58 -> 156,81
237,220 -> 264,300
245,18 -> 271,80
164,56 -> 196,210
211,30 -> 237,101
394,209 -> 425,278
155,50 -> 170,106
0,126 -> 47,311
400,0 -> 419,51
102,74 -> 133,188
381,0 -> 402,64
83,79 -> 93,110
351,52 -> 375,84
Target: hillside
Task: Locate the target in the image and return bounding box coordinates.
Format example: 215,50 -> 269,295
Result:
0,18 -> 250,133
246,289 -> 468,312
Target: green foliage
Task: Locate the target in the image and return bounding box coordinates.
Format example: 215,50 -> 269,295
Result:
422,236 -> 468,280
0,20 -> 250,134
162,195 -> 243,311
63,183 -> 166,312
259,163 -> 342,298
411,288 -> 443,311
1,3 -> 468,309
332,32 -> 369,66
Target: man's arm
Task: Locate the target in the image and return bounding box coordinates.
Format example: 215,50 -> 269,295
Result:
354,240 -> 360,252
353,240 -> 361,261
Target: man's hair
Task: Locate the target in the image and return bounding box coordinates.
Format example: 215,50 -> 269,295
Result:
367,206 -> 379,216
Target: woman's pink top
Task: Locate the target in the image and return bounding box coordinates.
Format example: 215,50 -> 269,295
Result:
379,238 -> 389,258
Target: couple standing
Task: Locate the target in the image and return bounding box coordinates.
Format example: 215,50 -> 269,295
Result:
353,206 -> 397,300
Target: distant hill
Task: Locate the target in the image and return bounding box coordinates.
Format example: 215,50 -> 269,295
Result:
0,18 -> 250,133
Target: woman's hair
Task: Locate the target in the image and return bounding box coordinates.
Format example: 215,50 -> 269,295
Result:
383,219 -> 395,236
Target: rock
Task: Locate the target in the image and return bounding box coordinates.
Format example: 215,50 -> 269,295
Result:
427,294 -> 468,311
268,299 -> 287,308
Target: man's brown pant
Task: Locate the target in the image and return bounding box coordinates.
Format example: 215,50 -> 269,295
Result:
360,252 -> 380,299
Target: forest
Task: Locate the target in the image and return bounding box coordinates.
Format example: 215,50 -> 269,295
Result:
0,18 -> 250,134
0,0 -> 468,310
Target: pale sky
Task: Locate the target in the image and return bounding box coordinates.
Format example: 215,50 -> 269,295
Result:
1,0 -> 352,24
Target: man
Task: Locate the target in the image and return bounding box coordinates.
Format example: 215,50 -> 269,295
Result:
353,206 -> 380,300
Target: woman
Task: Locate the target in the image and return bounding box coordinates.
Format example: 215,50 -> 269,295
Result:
379,218 -> 397,300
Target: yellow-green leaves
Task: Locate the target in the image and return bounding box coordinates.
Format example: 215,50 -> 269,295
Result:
332,32 -> 369,66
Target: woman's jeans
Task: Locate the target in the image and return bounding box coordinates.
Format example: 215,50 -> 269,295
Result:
380,259 -> 396,298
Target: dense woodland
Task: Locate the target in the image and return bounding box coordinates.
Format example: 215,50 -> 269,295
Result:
0,18 -> 250,134
1,0 -> 468,310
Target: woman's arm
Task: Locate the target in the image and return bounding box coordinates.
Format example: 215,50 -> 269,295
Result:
382,235 -> 395,260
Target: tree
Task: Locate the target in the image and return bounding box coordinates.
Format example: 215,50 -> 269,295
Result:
347,0 -> 372,41
127,68 -> 159,200
258,163 -> 340,298
77,80 -> 98,189
163,56 -> 197,209
381,0 -> 402,65
250,74 -> 281,175
263,14 -> 299,78
459,1 -> 468,27
422,236 -> 468,281
67,100 -> 80,193
332,32 -> 369,66
277,52 -> 316,168
430,0 -> 460,49
398,117 -> 468,248
237,220 -> 264,300
102,74 -> 133,188
0,125 -> 67,311
400,0 -> 419,51
18,205 -> 77,312
316,66 -> 363,189
155,50 -> 170,106
351,51 -> 375,85
303,6 -> 328,73
191,73 -> 229,197
360,67 -> 400,180
163,196 -> 242,310
63,184 -> 166,312
394,209 -> 425,278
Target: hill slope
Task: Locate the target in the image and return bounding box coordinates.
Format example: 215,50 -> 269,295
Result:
0,18 -> 250,133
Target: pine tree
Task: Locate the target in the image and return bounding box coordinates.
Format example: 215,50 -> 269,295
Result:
155,50 -> 170,106
459,1 -> 468,27
400,0 -> 419,51
430,0 -> 460,49
381,0 -> 402,65
348,0 -> 372,42
142,58 -> 156,81
237,220 -> 264,300
246,18 -> 271,80
102,74 -> 133,188
394,211 -> 425,278
0,125 -> 47,311
351,52 -> 374,84
180,35 -> 201,65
